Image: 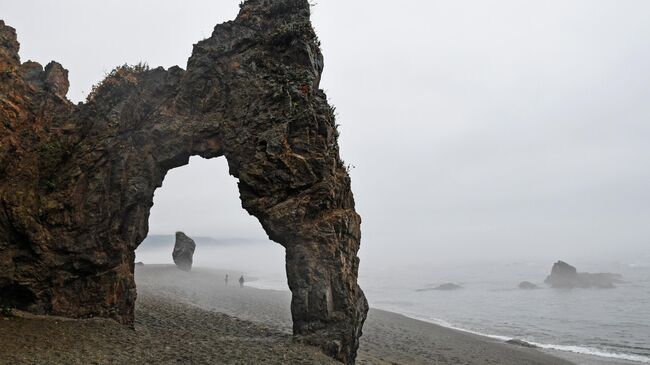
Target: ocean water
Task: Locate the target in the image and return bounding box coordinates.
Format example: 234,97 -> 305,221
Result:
359,261 -> 650,364
136,239 -> 650,364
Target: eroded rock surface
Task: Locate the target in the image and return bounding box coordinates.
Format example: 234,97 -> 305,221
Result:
0,2 -> 367,363
172,232 -> 196,272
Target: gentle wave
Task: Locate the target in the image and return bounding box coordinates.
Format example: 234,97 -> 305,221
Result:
533,343 -> 650,364
374,306 -> 650,364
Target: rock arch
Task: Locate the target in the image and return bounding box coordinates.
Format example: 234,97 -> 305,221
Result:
0,1 -> 367,363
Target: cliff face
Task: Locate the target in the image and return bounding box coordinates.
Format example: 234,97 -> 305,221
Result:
0,1 -> 367,363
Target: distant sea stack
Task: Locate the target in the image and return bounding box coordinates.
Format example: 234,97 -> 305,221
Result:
172,232 -> 196,272
544,261 -> 622,289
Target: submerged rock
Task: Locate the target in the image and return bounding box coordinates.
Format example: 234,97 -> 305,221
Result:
172,232 -> 196,272
418,283 -> 462,291
416,283 -> 462,292
544,261 -> 622,289
506,339 -> 538,348
518,281 -> 539,290
434,283 -> 462,290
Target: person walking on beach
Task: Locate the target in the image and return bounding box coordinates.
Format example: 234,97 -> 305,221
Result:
225,274 -> 229,286
239,275 -> 245,288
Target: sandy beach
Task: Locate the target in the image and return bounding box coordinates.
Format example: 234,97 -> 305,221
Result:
0,265 -> 611,364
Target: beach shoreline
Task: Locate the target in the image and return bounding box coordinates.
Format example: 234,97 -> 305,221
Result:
0,264 -> 637,364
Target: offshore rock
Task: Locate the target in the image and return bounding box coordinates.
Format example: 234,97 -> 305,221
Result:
417,283 -> 462,291
0,1 -> 367,363
518,281 -> 539,290
544,261 -> 622,289
433,283 -> 462,291
172,232 -> 196,271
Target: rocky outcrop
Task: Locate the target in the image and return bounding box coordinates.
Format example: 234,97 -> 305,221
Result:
518,281 -> 539,290
544,261 -> 622,289
172,232 -> 196,271
0,2 -> 367,363
0,21 -> 19,68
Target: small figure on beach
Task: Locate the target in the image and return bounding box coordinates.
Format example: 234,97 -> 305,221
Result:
239,275 -> 245,287
225,274 -> 229,286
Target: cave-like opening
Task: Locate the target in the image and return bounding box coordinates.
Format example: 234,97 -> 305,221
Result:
134,155 -> 293,330
137,155 -> 288,288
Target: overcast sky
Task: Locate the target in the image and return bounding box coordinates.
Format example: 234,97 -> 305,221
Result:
3,1 -> 650,268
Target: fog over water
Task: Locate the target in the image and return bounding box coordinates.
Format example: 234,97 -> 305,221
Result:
4,0 -> 650,271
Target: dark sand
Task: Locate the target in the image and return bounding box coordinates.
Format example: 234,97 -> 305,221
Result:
0,288 -> 336,364
0,265 -> 592,364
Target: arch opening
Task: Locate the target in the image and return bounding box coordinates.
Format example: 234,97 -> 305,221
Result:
139,156 -> 288,286
135,155 -> 292,329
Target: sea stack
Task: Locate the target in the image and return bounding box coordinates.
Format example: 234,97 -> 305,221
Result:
544,261 -> 622,288
172,232 -> 196,272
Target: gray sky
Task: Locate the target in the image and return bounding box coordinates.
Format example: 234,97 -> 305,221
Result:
4,1 -> 650,267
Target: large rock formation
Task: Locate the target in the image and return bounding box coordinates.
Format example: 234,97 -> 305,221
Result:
172,232 -> 196,271
544,261 -> 622,289
0,1 -> 367,363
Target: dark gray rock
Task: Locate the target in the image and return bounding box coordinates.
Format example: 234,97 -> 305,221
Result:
506,339 -> 538,348
544,261 -> 622,288
172,232 -> 196,271
518,281 -> 539,290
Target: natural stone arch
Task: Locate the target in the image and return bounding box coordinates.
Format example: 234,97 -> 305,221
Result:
0,1 -> 367,363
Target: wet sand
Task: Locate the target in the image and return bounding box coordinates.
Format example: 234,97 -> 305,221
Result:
0,265 -> 581,364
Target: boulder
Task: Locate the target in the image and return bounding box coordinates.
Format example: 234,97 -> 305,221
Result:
544,261 -> 622,288
172,232 -> 196,272
518,281 -> 539,290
